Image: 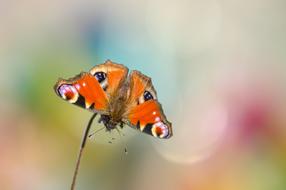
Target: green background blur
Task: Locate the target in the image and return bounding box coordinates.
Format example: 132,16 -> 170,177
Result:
1,0 -> 286,190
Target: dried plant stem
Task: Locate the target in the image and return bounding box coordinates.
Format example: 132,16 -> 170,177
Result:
71,113 -> 97,190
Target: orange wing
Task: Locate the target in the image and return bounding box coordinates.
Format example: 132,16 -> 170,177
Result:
54,60 -> 128,113
124,71 -> 172,139
89,60 -> 128,96
54,72 -> 108,113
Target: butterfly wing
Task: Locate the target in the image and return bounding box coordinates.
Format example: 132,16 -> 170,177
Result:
89,60 -> 128,96
54,60 -> 128,113
124,71 -> 173,139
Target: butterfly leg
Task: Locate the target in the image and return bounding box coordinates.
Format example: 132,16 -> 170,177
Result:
120,122 -> 124,129
98,115 -> 110,126
98,115 -> 104,124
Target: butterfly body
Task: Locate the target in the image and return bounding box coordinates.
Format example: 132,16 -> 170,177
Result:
100,84 -> 128,130
107,83 -> 128,122
98,114 -> 122,131
54,60 -> 172,139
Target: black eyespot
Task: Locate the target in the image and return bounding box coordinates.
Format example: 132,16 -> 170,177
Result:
94,72 -> 106,83
143,91 -> 153,101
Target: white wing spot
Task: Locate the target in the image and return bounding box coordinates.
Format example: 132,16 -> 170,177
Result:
155,117 -> 160,122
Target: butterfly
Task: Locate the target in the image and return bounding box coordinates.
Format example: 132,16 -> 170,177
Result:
54,60 -> 172,139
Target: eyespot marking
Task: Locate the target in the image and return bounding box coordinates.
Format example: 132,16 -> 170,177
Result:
57,84 -> 79,103
93,71 -> 108,90
155,126 -> 163,136
93,72 -> 106,83
152,121 -> 169,138
143,90 -> 153,101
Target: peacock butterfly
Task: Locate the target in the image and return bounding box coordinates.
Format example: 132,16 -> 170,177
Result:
54,60 -> 172,139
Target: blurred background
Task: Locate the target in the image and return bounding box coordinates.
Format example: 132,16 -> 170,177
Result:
1,0 -> 286,189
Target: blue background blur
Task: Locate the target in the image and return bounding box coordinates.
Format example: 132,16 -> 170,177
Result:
1,0 -> 286,189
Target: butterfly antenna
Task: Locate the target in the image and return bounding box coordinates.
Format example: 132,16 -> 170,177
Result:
88,126 -> 105,138
115,127 -> 128,155
71,113 -> 97,190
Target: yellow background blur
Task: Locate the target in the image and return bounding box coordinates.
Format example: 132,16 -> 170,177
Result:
1,0 -> 286,190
